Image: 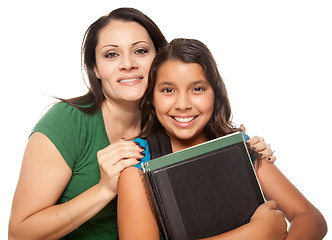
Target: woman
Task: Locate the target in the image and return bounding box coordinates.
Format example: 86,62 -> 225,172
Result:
8,8 -> 275,240
117,39 -> 327,240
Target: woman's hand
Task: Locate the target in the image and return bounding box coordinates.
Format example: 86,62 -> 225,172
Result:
97,139 -> 144,196
240,124 -> 276,163
250,201 -> 288,240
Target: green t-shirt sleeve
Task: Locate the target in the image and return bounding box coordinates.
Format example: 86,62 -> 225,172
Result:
31,102 -> 86,170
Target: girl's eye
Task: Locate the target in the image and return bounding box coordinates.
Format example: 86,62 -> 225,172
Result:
135,48 -> 148,55
161,88 -> 174,93
105,52 -> 119,58
193,86 -> 205,92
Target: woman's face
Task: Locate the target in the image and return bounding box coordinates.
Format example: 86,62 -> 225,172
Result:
153,60 -> 215,148
94,20 -> 156,104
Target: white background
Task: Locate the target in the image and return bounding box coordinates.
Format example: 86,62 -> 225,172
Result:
1,0 -> 331,238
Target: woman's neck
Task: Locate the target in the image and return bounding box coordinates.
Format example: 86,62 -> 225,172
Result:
101,100 -> 141,143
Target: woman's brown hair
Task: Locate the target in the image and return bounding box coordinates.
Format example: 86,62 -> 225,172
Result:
60,8 -> 168,113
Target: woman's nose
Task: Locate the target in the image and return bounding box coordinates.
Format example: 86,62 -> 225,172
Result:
120,53 -> 138,71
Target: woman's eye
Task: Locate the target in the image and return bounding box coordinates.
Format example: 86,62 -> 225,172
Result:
135,48 -> 148,55
105,52 -> 119,58
161,88 -> 174,93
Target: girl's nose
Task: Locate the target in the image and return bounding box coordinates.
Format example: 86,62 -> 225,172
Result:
175,93 -> 192,110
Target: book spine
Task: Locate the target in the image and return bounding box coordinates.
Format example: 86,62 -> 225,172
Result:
142,170 -> 170,239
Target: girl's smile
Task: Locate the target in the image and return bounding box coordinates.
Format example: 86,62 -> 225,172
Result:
171,115 -> 198,127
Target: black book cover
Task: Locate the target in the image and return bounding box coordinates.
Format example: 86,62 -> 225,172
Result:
142,132 -> 265,240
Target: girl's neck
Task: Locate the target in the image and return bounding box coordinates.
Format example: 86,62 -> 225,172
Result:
101,99 -> 141,143
169,134 -> 209,153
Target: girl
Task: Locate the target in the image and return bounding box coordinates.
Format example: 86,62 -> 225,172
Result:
117,38 -> 327,239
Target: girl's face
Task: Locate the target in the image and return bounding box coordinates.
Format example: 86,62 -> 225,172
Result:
153,60 -> 215,149
94,20 -> 156,104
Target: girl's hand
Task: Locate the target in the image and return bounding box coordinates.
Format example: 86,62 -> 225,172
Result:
97,139 -> 144,196
240,124 -> 276,163
250,201 -> 288,240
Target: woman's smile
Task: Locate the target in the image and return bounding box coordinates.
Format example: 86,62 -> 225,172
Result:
118,76 -> 144,85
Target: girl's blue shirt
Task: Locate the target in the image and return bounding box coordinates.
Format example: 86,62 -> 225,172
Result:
133,137 -> 151,169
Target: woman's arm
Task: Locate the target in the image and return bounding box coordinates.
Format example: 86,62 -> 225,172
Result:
256,160 -> 328,240
9,132 -> 115,239
9,133 -> 141,240
117,167 -> 287,240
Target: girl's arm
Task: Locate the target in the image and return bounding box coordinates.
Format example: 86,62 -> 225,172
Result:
9,132 -> 141,240
117,167 -> 287,240
256,160 -> 328,240
118,167 -> 160,240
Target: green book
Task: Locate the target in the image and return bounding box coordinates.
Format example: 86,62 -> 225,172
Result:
142,132 -> 265,240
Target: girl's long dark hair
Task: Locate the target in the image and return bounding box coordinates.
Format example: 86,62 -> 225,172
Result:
139,38 -> 260,164
60,8 -> 168,113
139,38 -> 235,139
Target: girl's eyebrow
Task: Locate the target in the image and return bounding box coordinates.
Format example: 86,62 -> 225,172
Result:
157,80 -> 208,87
192,80 -> 208,85
156,82 -> 173,87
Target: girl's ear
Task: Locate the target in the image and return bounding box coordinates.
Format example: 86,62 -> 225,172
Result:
94,66 -> 101,79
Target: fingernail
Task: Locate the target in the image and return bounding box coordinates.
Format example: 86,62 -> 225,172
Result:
134,142 -> 140,146
140,152 -> 145,156
139,146 -> 145,150
251,146 -> 256,151
137,158 -> 142,162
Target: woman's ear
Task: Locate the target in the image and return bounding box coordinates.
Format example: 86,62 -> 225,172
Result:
94,66 -> 101,79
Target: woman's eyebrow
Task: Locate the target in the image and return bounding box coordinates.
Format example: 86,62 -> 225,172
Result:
100,41 -> 149,50
101,44 -> 119,49
132,40 -> 150,45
